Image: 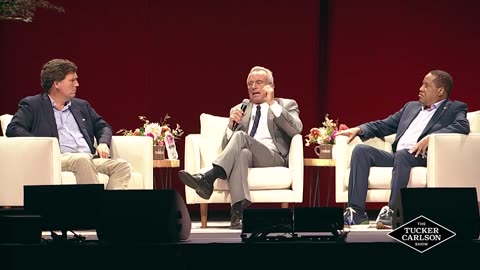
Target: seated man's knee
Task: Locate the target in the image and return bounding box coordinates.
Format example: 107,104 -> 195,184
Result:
231,131 -> 248,141
239,148 -> 252,160
393,149 -> 412,165
352,144 -> 370,158
116,159 -> 132,175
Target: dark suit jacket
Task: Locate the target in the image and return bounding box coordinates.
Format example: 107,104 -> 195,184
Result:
358,100 -> 470,152
6,93 -> 112,154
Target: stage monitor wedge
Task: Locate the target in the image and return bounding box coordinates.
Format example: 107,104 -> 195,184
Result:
96,189 -> 191,243
23,184 -> 104,234
393,187 -> 480,241
293,207 -> 344,233
242,208 -> 293,234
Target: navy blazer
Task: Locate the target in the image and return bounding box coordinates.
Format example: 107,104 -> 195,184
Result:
358,100 -> 470,152
6,93 -> 112,154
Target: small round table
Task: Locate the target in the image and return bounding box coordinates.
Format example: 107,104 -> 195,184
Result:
153,159 -> 180,189
304,158 -> 336,207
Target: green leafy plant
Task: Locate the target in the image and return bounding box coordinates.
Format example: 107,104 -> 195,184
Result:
0,0 -> 64,22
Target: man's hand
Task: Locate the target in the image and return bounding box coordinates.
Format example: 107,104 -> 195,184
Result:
336,127 -> 362,144
409,135 -> 429,158
263,85 -> 275,105
96,143 -> 110,158
229,107 -> 245,130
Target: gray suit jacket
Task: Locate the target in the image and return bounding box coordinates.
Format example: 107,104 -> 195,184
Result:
6,93 -> 112,154
359,100 -> 470,152
221,98 -> 303,157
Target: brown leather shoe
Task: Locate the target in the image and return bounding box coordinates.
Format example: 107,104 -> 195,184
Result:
178,170 -> 213,199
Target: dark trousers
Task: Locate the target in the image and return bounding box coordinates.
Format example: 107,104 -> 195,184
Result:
348,145 -> 427,212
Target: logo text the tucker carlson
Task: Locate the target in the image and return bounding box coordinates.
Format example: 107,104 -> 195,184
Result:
388,215 -> 455,253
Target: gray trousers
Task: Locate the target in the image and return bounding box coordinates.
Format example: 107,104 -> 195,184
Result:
348,145 -> 427,211
213,131 -> 286,205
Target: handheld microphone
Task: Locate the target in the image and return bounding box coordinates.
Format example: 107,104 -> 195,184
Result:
232,99 -> 249,130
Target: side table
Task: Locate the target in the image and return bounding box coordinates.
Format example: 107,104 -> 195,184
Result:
153,159 -> 180,189
304,158 -> 336,207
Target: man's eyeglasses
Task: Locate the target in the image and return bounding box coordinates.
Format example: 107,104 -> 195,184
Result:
247,80 -> 267,87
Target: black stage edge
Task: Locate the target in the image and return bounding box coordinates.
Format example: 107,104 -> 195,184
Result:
1,239 -> 480,269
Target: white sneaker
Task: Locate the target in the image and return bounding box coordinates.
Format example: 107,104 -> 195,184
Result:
375,206 -> 393,229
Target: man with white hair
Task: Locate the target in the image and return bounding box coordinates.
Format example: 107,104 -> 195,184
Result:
179,66 -> 303,229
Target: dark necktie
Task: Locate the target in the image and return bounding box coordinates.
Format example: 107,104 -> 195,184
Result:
249,105 -> 261,137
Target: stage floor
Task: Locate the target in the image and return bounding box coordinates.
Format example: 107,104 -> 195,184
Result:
2,221 -> 477,269
41,221 -> 394,243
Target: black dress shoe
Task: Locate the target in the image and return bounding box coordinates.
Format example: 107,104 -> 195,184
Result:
178,170 -> 213,199
230,212 -> 243,230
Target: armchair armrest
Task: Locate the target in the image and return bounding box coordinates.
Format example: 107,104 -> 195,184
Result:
184,134 -> 202,203
334,135 -> 361,202
110,136 -> 154,190
289,134 -> 304,201
184,134 -> 202,174
0,137 -> 62,206
426,133 -> 480,198
334,134 -> 394,202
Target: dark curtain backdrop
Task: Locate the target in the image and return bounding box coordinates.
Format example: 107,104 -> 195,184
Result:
1,0 -> 479,211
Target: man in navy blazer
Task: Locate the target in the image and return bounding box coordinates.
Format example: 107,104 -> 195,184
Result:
6,59 -> 131,189
337,70 -> 470,229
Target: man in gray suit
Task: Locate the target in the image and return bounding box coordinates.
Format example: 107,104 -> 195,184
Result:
337,70 -> 470,229
179,66 -> 303,229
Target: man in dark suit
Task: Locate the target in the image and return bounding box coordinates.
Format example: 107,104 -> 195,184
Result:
337,70 -> 470,229
178,66 -> 303,229
6,59 -> 131,189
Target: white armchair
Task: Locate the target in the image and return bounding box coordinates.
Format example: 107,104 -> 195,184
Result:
184,113 -> 304,228
335,110 -> 480,203
0,114 -> 154,206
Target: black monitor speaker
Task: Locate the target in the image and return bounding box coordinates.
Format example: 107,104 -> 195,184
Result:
293,207 -> 344,233
392,187 -> 480,241
242,208 -> 293,234
23,184 -> 104,237
96,189 -> 191,243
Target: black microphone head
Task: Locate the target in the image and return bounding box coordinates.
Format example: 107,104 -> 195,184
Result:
240,103 -> 248,112
233,100 -> 249,130
240,99 -> 249,112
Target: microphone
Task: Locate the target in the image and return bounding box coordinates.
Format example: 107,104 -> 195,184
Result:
232,99 -> 249,130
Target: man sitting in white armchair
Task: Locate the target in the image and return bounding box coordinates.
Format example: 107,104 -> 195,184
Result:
178,66 -> 303,229
6,58 -> 131,189
337,69 -> 470,229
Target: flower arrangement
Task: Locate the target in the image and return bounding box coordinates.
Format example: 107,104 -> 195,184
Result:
305,114 -> 348,146
117,114 -> 184,146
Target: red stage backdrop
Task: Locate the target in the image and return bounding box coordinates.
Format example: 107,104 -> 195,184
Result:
1,0 -> 479,212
